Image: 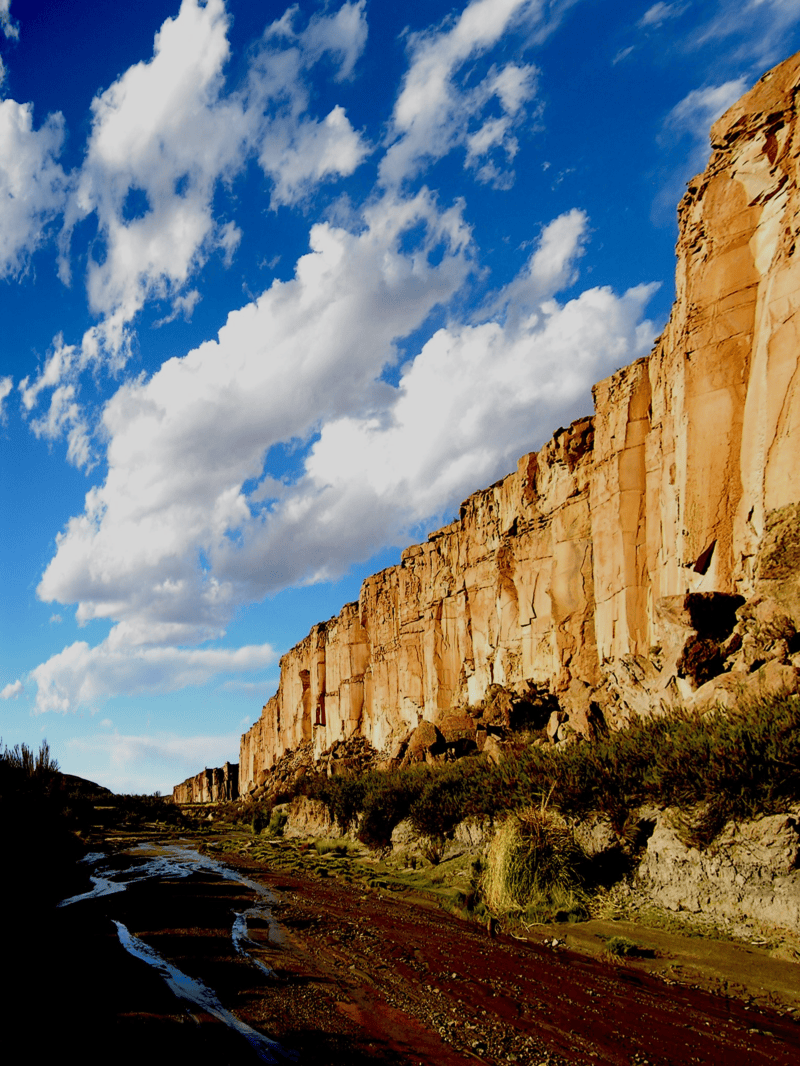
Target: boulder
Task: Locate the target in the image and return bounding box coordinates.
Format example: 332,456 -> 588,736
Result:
284,795 -> 338,838
406,720 -> 445,762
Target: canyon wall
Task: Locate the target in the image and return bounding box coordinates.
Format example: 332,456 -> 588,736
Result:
238,53 -> 800,795
173,761 -> 239,804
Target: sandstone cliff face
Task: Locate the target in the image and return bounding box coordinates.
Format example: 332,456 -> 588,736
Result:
239,53 -> 800,794
173,761 -> 238,804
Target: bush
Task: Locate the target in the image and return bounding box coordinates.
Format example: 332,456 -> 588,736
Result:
357,766 -> 432,849
482,807 -> 588,921
305,694 -> 800,851
605,935 -> 639,958
305,772 -> 366,833
0,739 -> 85,910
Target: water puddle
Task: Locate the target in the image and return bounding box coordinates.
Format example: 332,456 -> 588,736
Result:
60,843 -> 291,1056
114,921 -> 292,1062
233,910 -> 277,978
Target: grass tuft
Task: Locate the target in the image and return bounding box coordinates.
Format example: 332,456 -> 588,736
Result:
482,807 -> 588,922
604,935 -> 640,958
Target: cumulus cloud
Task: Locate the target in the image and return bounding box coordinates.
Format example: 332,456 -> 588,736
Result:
61,0 -> 247,342
32,204 -> 657,713
30,188 -> 473,711
0,100 -> 68,278
37,190 -> 471,633
258,104 -> 368,207
31,638 -> 276,714
251,1 -> 370,206
65,0 -> 369,329
380,0 -> 573,187
218,281 -> 656,595
1,679 -> 23,699
19,0 -> 370,460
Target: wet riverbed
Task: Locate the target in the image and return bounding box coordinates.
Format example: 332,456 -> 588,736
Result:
57,844 -> 293,1062
10,835 -> 800,1065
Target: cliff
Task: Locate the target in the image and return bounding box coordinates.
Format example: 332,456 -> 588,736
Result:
238,53 -> 800,796
173,761 -> 239,804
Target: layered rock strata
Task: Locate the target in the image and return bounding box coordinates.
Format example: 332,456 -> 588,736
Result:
238,53 -> 800,795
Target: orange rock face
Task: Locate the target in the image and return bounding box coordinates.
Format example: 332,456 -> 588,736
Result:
173,761 -> 239,803
239,53 -> 800,794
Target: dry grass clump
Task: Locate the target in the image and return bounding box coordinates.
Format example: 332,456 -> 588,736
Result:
604,935 -> 640,958
482,806 -> 588,922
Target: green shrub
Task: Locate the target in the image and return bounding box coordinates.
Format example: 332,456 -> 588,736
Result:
267,807 -> 288,836
304,694 -> 800,851
357,766 -> 432,849
305,772 -> 367,833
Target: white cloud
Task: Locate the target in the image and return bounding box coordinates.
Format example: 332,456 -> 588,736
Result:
32,188 -> 472,710
67,0 -> 369,328
0,99 -> 68,278
22,1 -> 370,458
63,0 -> 247,336
1,679 -> 23,699
154,289 -> 202,328
259,105 -> 369,207
691,0 -> 800,67
664,78 -> 750,141
38,190 -> 470,626
67,730 -> 241,779
0,374 -> 12,421
379,0 -> 573,187
31,638 -> 276,714
484,207 -> 589,323
249,3 -> 370,207
18,335 -> 95,468
35,206 -> 655,708
217,280 -> 657,594
0,0 -> 19,41
49,614 -> 63,625
638,3 -> 687,29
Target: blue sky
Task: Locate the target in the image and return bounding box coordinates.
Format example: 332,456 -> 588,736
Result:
2,0 -> 799,794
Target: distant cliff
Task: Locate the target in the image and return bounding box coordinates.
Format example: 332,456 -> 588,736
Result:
173,762 -> 238,804
232,53 -> 800,796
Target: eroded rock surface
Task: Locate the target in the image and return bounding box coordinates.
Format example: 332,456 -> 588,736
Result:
233,54 -> 800,793
636,808 -> 800,933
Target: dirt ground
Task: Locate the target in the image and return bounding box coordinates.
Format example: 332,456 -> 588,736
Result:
22,832 -> 800,1065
